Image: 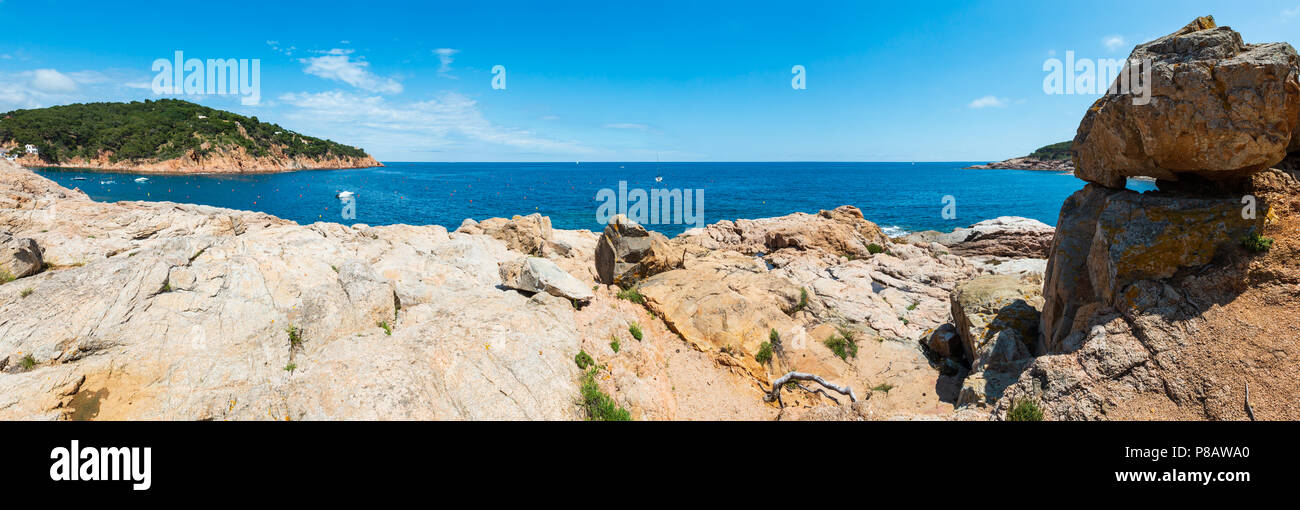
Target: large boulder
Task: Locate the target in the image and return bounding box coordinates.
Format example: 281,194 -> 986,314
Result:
594,215 -> 681,287
1040,184 -> 1256,353
0,232 -> 42,280
499,256 -> 594,303
456,213 -> 553,255
950,274 -> 1043,407
1073,16 -> 1300,187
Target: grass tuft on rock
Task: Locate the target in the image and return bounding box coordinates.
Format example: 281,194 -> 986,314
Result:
609,336 -> 620,353
285,325 -> 304,348
0,269 -> 15,285
755,341 -> 773,364
1242,232 -> 1273,253
1007,398 -> 1044,421
574,349 -> 594,370
824,329 -> 859,360
867,243 -> 885,254
579,368 -> 631,421
616,286 -> 645,304
792,287 -> 809,313
19,354 -> 36,371
628,322 -> 643,341
378,321 -> 392,336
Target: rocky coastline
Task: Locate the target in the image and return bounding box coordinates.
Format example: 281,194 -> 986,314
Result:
964,157 -> 1074,172
11,149 -> 382,175
1,16 -> 1297,421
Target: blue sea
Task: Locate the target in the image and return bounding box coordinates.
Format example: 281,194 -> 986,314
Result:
32,162 -> 1157,237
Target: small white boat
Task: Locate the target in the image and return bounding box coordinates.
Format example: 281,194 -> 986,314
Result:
100,180 -> 115,185
134,177 -> 149,183
71,176 -> 88,181
654,176 -> 663,183
336,190 -> 355,199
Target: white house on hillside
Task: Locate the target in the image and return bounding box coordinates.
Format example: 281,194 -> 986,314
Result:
24,144 -> 38,154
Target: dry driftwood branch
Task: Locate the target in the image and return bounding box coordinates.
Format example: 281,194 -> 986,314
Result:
1245,379 -> 1256,422
765,371 -> 857,406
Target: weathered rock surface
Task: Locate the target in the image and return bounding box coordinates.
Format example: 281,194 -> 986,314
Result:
1040,184 -> 1255,353
994,168 -> 1300,420
456,213 -> 554,256
594,215 -> 681,287
950,274 -> 1042,406
0,232 -> 42,279
901,217 -> 1054,258
677,205 -> 889,258
0,161 -> 585,420
499,256 -> 594,303
1073,16 -> 1300,187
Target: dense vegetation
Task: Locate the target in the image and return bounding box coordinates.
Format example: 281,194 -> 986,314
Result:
0,99 -> 368,164
1027,141 -> 1072,161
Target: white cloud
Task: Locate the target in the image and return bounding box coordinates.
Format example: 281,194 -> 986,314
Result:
434,48 -> 459,77
300,50 -> 402,94
277,90 -> 591,155
603,123 -> 650,130
1285,6 -> 1300,19
967,95 -> 1007,109
1102,35 -> 1126,52
30,69 -> 77,92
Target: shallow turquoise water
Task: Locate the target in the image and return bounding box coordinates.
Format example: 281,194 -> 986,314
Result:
33,162 -> 1156,237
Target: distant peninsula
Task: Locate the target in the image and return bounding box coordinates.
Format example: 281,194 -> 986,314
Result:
0,99 -> 380,174
965,141 -> 1074,171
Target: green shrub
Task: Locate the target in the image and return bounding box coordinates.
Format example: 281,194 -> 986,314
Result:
867,243 -> 885,254
823,332 -> 859,360
0,269 -> 14,285
283,363 -> 297,372
906,301 -> 918,311
871,383 -> 894,393
609,337 -> 621,353
19,354 -> 36,371
574,350 -> 594,370
629,322 -> 643,341
1242,232 -> 1274,253
160,281 -> 171,293
755,341 -> 773,364
1007,398 -> 1044,421
580,369 -> 631,421
616,287 -> 645,304
285,325 -> 303,348
769,328 -> 780,344
378,321 -> 391,336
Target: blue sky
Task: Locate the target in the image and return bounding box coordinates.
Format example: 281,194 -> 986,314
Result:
2,0 -> 1298,162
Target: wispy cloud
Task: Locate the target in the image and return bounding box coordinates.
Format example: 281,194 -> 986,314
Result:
1284,5 -> 1300,19
603,123 -> 650,130
967,95 -> 1007,109
29,69 -> 78,92
300,49 -> 402,94
277,90 -> 592,156
1102,35 -> 1126,52
434,48 -> 459,78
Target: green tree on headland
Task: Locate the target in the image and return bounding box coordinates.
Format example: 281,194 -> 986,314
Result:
0,99 -> 368,164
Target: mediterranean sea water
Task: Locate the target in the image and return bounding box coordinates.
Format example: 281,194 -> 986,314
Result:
33,162 -> 1157,237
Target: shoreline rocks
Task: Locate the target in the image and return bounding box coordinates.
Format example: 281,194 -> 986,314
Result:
900,216 -> 1054,259
964,157 -> 1073,172
0,232 -> 43,279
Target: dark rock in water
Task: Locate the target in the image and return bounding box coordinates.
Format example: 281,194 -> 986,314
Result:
1073,16 -> 1300,188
